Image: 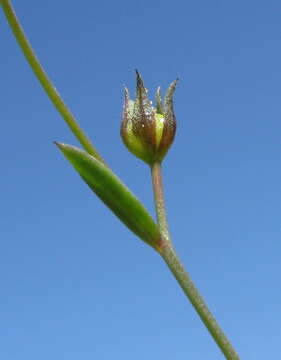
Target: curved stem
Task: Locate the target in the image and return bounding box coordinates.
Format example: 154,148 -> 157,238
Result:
150,162 -> 240,360
1,0 -> 105,164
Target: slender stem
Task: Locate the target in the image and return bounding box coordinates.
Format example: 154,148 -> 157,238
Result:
162,247 -> 240,360
150,161 -> 240,360
150,162 -> 172,247
1,0 -> 105,164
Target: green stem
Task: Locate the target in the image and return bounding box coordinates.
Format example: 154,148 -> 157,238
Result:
150,162 -> 172,247
162,247 -> 240,360
150,162 -> 240,360
1,0 -> 105,164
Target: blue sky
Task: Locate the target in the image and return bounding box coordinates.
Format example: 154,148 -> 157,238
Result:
1,0 -> 280,359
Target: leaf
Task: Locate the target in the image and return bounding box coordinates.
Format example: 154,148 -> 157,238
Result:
55,142 -> 161,250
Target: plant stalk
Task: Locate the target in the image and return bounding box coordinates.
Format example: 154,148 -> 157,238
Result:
150,162 -> 172,247
1,1 -> 240,357
1,0 -> 104,164
150,162 -> 240,360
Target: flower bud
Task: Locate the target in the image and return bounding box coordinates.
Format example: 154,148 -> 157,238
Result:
121,70 -> 178,165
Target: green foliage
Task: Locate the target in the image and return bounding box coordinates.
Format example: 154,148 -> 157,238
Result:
55,142 -> 162,250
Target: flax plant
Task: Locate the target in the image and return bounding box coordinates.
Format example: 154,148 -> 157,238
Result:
1,1 -> 240,359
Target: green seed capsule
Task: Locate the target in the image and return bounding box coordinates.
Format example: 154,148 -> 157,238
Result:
121,70 -> 178,165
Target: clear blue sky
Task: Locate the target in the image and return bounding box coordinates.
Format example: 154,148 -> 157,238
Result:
1,1 -> 280,359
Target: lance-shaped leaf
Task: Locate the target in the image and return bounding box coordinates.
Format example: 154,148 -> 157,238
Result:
55,142 -> 161,250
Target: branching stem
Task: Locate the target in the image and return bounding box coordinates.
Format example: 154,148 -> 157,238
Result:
1,1 -> 240,358
151,161 -> 240,360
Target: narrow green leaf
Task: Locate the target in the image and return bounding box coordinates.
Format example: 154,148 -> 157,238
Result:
55,142 -> 161,250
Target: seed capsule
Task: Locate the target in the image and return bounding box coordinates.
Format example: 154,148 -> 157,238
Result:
121,70 -> 178,165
